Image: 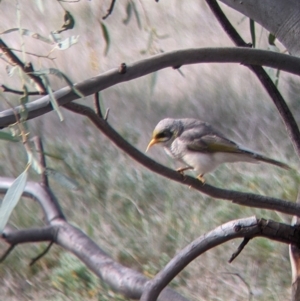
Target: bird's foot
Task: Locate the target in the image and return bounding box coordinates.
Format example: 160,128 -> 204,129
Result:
197,174 -> 205,184
176,167 -> 192,174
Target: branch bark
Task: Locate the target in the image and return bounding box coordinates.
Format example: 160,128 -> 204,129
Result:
140,216 -> 300,301
218,0 -> 300,56
0,177 -> 189,301
63,102 -> 300,217
1,47 -> 300,128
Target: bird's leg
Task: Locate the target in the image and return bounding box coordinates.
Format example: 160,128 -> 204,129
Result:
176,166 -> 193,174
197,174 -> 205,184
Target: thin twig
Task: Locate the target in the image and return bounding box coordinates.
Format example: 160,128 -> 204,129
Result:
0,39 -> 46,94
1,84 -> 43,95
94,92 -> 102,117
30,241 -> 54,266
31,136 -> 49,187
228,237 -> 250,263
102,0 -> 117,20
0,245 -> 15,263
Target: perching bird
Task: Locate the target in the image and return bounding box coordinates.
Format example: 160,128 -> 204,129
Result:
146,118 -> 291,182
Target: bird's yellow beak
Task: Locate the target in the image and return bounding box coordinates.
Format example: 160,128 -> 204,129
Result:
146,138 -> 158,152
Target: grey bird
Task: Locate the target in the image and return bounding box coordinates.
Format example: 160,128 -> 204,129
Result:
146,118 -> 291,182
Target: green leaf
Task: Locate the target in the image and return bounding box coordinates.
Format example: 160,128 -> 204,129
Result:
46,168 -> 79,190
132,2 -> 142,29
56,10 -> 75,33
123,1 -> 132,25
100,22 -> 110,56
249,19 -> 256,48
32,68 -> 84,99
0,28 -> 53,44
0,131 -> 20,142
0,168 -> 28,233
54,35 -> 79,50
40,75 -> 64,121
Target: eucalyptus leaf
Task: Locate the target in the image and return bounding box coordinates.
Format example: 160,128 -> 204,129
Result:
54,35 -> 79,50
123,1 -> 132,25
0,168 -> 28,233
0,131 -> 20,142
46,168 -> 79,190
100,22 -> 110,56
132,1 -> 142,29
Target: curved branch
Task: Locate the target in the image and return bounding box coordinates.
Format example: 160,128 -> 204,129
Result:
140,216 -> 300,301
1,47 -> 300,128
0,177 -> 189,301
63,102 -> 300,217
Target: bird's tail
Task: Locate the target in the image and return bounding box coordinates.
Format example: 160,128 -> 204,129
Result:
243,150 -> 292,170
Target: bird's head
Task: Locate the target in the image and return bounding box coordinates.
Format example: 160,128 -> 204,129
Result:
146,118 -> 182,152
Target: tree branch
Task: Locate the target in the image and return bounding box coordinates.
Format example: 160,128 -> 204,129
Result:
63,102 -> 300,217
140,216 -> 300,301
205,0 -> 300,162
1,47 -> 300,128
0,177 -> 189,301
0,39 -> 46,94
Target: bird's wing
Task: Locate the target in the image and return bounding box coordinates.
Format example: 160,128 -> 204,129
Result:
180,128 -> 242,153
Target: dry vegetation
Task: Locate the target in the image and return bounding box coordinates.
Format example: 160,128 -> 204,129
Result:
0,1 -> 299,300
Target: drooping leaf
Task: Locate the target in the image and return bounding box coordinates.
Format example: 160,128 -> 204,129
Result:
132,1 -> 142,29
35,0 -> 44,13
0,28 -> 53,44
56,10 -> 75,33
149,72 -> 157,95
27,149 -> 44,174
249,19 -> 256,48
46,168 -> 79,190
40,75 -> 64,121
0,131 -> 20,142
123,1 -> 132,25
54,35 -> 80,50
6,65 -> 18,77
0,168 -> 28,233
100,22 -> 110,56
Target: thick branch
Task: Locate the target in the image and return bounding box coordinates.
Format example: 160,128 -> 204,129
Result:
1,47 -> 300,128
218,0 -> 300,56
140,216 -> 300,301
63,102 -> 300,217
0,177 -> 188,301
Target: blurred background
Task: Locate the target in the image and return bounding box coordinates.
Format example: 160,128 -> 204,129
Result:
0,0 -> 299,300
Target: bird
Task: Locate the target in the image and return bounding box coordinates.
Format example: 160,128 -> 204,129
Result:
146,118 -> 291,183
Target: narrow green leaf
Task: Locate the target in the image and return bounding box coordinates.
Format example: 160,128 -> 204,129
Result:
0,131 -> 20,142
149,72 -> 157,95
249,19 -> 256,48
35,0 -> 44,13
41,75 -> 64,121
46,168 -> 79,190
132,2 -> 142,29
34,68 -> 84,99
123,1 -> 132,25
0,168 -> 28,233
100,22 -> 110,56
42,151 -> 64,161
0,28 -> 53,44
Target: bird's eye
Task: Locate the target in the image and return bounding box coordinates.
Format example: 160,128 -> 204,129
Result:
155,130 -> 171,140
